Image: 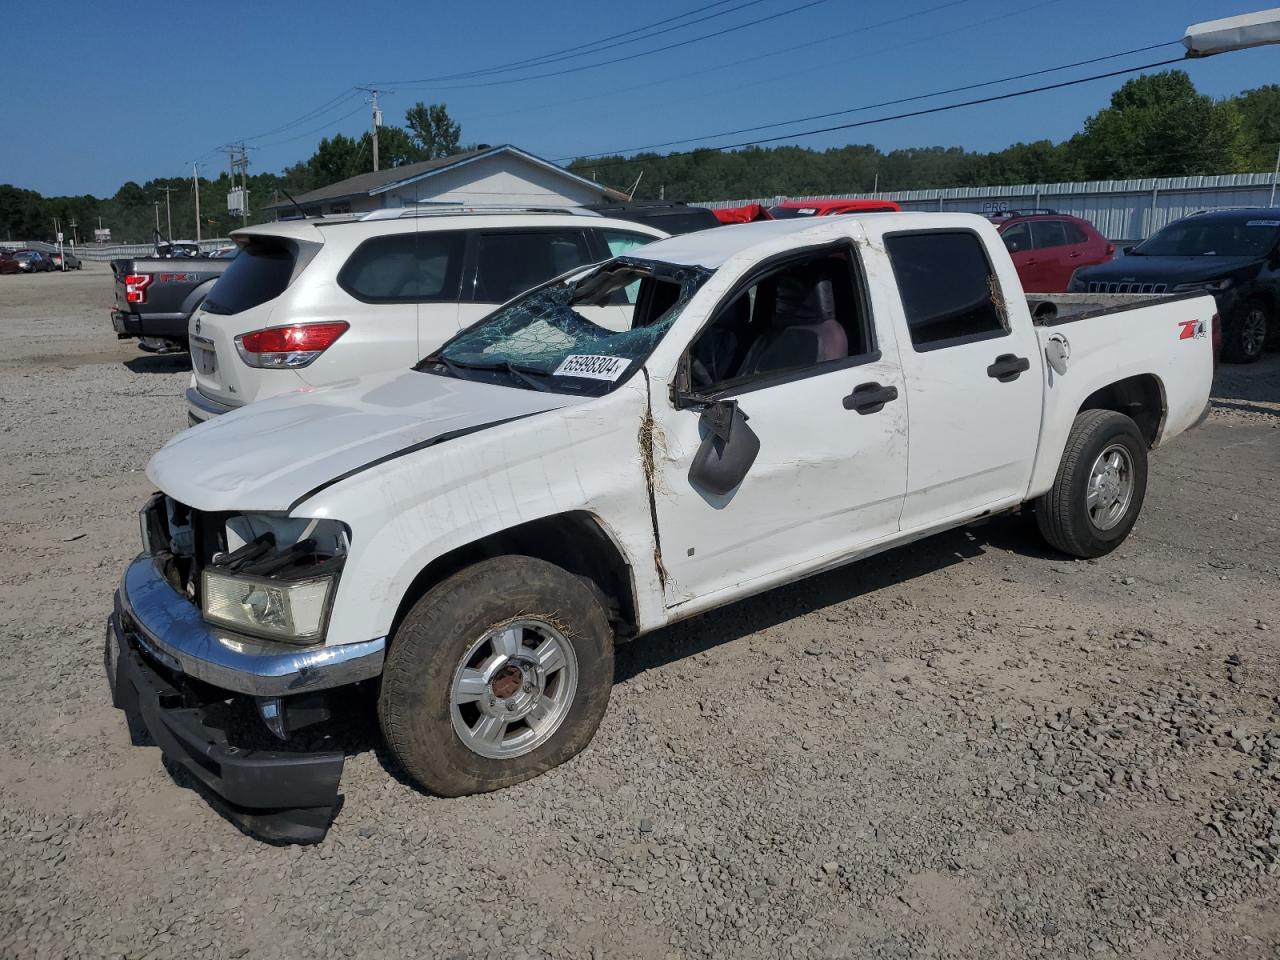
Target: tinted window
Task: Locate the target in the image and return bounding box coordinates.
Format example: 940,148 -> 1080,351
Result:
1032,220 -> 1068,248
1063,221 -> 1090,244
1002,222 -> 1031,253
338,231 -> 463,303
473,230 -> 594,304
203,239 -> 299,315
885,232 -> 1006,349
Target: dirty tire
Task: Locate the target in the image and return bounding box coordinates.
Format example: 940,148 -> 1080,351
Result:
379,555 -> 614,797
1035,409 -> 1148,559
1222,300 -> 1268,364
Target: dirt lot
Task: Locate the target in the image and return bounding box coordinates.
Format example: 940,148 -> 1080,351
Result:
1,265 -> 1278,960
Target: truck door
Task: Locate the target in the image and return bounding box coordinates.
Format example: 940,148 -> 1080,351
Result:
883,229 -> 1043,532
650,243 -> 909,607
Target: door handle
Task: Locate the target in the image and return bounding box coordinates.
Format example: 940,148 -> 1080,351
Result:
1069,251 -> 1082,258
843,381 -> 899,414
987,354 -> 1031,382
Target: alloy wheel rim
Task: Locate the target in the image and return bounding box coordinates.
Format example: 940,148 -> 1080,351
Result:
1242,310 -> 1267,357
449,619 -> 578,760
1086,443 -> 1135,531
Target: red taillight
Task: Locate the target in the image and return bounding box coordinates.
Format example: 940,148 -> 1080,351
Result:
124,273 -> 153,303
1105,243 -> 1115,257
235,322 -> 349,369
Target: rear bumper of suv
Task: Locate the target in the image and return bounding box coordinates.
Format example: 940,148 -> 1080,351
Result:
186,386 -> 239,425
106,555 -> 386,842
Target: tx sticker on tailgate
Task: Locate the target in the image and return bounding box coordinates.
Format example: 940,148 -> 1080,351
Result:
553,354 -> 630,381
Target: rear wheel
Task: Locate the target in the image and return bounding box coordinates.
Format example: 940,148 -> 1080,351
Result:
379,555 -> 614,797
1223,301 -> 1268,364
1035,410 -> 1148,558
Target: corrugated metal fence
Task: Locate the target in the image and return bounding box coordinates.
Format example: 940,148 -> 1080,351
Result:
696,172 -> 1280,243
0,239 -> 232,261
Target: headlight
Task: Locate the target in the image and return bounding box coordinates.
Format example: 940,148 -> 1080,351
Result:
1172,278 -> 1233,293
202,569 -> 336,643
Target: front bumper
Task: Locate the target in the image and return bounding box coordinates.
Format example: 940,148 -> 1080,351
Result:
107,555 -> 386,842
117,554 -> 384,696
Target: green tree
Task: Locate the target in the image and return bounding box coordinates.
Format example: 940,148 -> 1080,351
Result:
1068,70 -> 1248,178
405,102 -> 462,158
307,133 -> 364,186
359,126 -> 426,168
1234,84 -> 1280,170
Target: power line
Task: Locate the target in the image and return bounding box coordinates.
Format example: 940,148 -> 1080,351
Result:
567,54 -> 1191,171
558,40 -> 1181,161
382,0 -> 840,89
419,0 -> 771,83
249,102 -> 370,149
470,0 -> 981,124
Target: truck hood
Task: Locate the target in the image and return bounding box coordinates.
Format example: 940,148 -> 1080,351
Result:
148,371 -> 584,512
1076,254 -> 1260,286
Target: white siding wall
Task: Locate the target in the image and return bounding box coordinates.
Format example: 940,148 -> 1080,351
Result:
381,154 -> 607,208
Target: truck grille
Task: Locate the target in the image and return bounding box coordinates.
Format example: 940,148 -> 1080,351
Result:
1087,281 -> 1167,295
141,495 -> 226,606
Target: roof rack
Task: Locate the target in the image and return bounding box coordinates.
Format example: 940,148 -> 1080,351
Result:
987,208 -> 1059,219
359,204 -> 602,222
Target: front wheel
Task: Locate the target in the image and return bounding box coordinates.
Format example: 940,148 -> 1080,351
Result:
1222,302 -> 1268,364
1035,410 -> 1148,558
379,555 -> 614,797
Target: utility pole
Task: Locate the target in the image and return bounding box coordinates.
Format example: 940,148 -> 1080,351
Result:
159,185 -> 176,240
222,144 -> 250,226
192,161 -> 202,244
153,201 -> 161,233
358,87 -> 385,172
1270,143 -> 1279,207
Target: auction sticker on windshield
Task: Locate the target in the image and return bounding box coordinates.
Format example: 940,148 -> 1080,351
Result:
553,354 -> 631,381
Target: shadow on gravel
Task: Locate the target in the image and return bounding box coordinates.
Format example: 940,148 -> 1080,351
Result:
124,352 -> 190,374
614,513 -> 1061,684
1211,352 -> 1280,409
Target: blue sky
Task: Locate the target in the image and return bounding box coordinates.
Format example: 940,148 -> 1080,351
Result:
1,0 -> 1275,197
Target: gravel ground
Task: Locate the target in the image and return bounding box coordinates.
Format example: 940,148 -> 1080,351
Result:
0,266 -> 1277,960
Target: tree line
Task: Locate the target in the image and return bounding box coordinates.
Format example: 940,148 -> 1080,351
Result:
3,72 -> 1279,244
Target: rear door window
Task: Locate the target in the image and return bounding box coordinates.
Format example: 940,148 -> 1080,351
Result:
338,231 -> 464,303
885,231 -> 1007,350
1031,220 -> 1069,248
472,229 -> 595,304
1063,221 -> 1090,245
203,238 -> 300,315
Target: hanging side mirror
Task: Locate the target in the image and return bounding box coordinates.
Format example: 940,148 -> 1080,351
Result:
688,399 -> 760,496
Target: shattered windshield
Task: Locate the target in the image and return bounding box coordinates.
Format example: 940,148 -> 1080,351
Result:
418,257 -> 711,395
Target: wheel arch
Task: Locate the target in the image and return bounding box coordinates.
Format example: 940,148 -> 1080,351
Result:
1078,373 -> 1166,448
388,511 -> 639,646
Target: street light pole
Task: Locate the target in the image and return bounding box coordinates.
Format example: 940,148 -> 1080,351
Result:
192,162 -> 202,244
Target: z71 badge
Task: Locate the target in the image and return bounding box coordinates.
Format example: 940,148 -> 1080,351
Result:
1177,319 -> 1207,340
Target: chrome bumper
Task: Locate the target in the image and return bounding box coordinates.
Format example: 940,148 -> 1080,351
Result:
117,554 -> 385,697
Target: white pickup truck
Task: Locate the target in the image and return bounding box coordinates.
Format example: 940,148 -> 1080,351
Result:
106,213 -> 1216,842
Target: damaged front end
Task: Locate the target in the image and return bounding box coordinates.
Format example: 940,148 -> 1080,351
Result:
106,494 -> 384,843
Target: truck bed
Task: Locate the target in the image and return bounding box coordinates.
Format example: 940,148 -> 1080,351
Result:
1024,291 -> 1207,325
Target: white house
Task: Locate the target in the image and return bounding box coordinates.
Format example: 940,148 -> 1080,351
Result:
269,144 -> 625,217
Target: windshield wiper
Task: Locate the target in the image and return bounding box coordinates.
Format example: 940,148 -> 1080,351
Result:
425,355 -> 552,392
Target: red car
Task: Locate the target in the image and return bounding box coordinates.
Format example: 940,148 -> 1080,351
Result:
768,198 -> 901,218
990,210 -> 1113,293
0,251 -> 21,275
